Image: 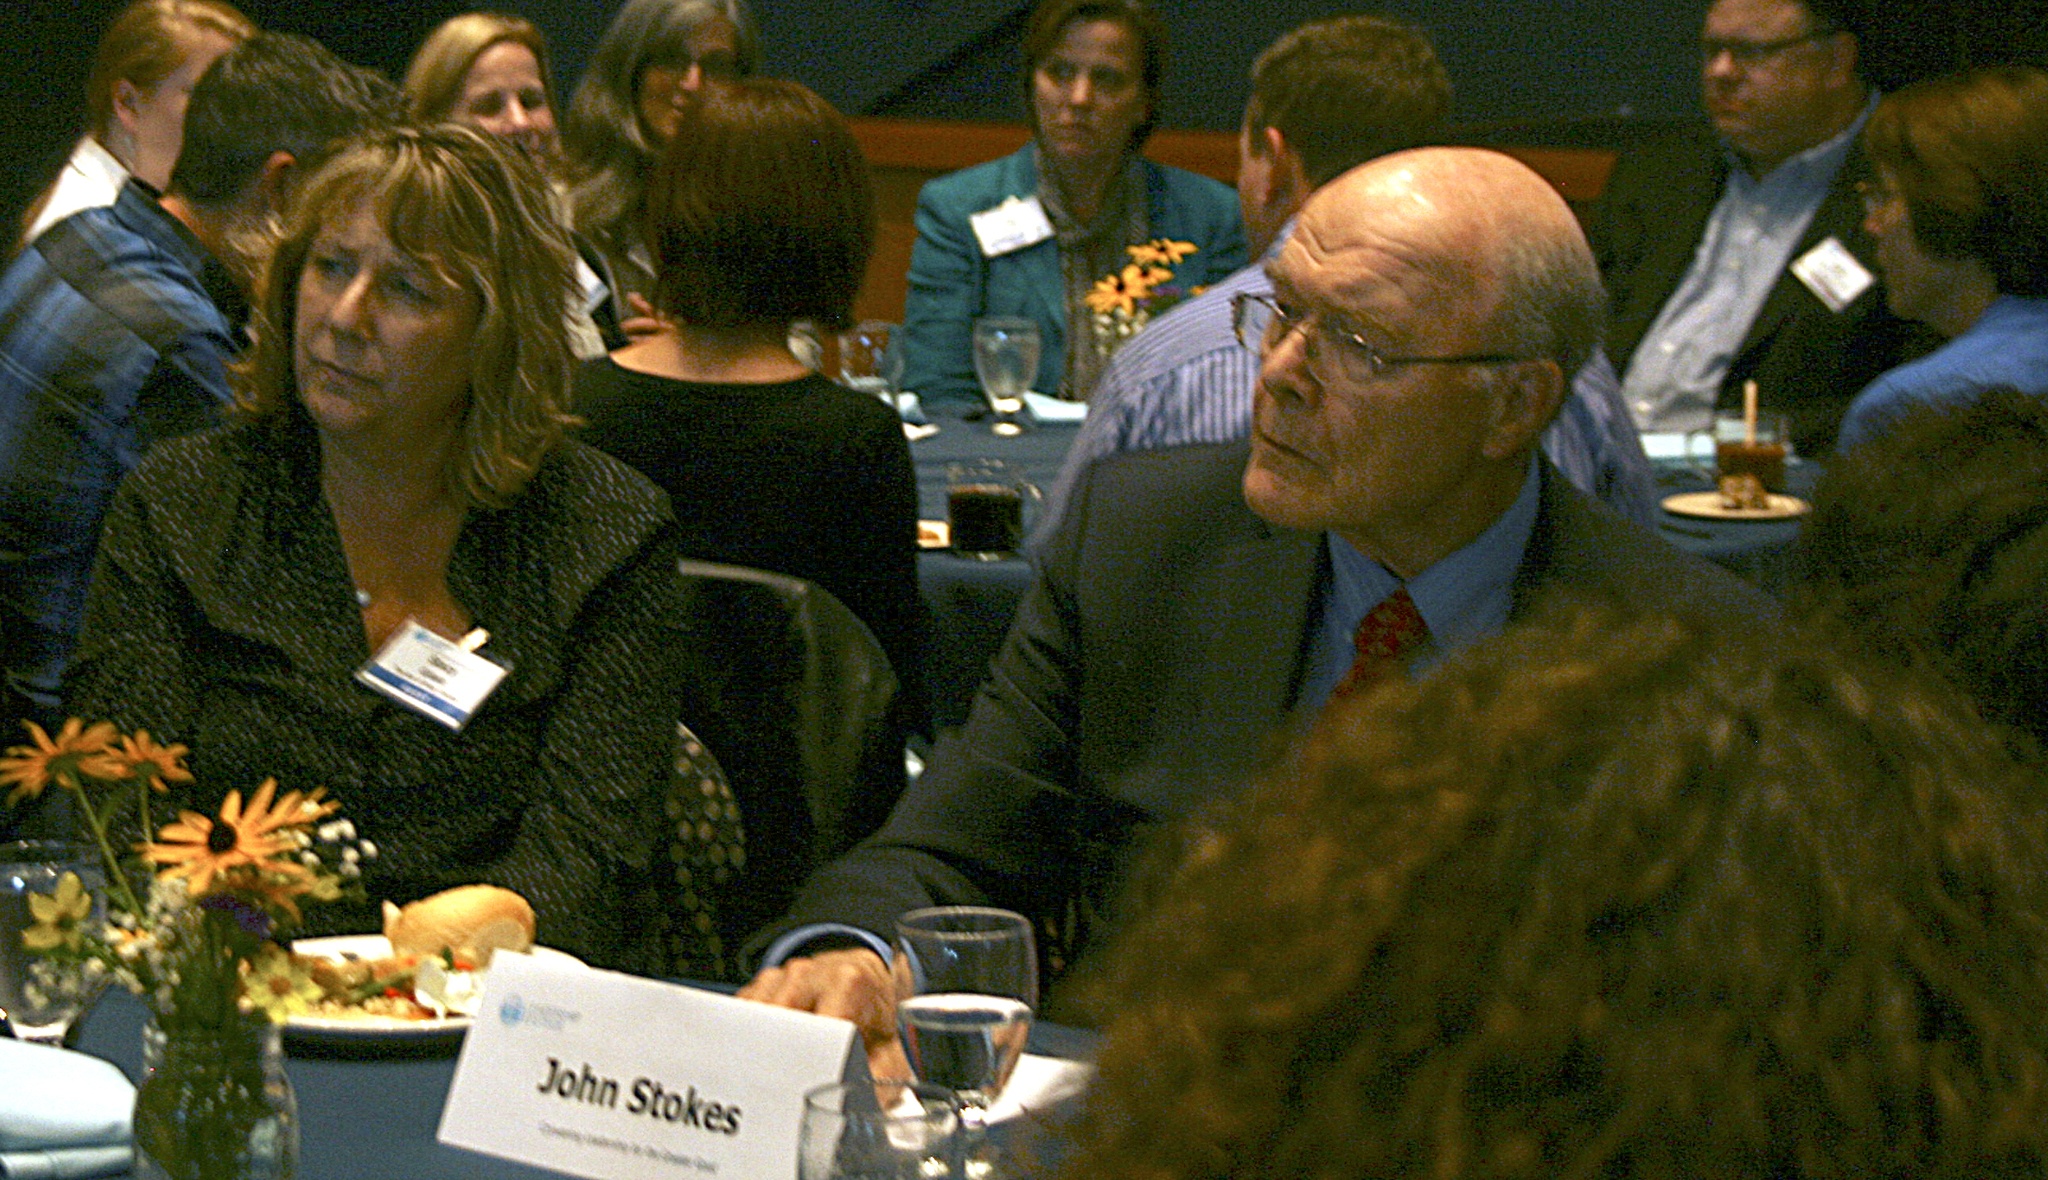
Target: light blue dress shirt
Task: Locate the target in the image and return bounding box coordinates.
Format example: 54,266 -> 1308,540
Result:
1299,457 -> 1542,710
1619,96 -> 1877,432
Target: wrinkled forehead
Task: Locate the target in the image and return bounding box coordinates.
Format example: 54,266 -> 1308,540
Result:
1269,185 -> 1483,327
302,170 -> 472,284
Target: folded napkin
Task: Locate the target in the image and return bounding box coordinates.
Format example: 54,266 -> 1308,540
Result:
988,1053 -> 1092,1123
892,392 -> 930,425
1021,391 -> 1087,423
1,1144 -> 131,1179
0,1039 -> 133,1180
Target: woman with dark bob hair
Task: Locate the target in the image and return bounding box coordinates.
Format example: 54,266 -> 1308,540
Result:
1064,602 -> 2048,1180
65,124 -> 701,974
1837,65 -> 2048,449
561,0 -> 758,320
576,77 -> 922,742
900,0 -> 1244,406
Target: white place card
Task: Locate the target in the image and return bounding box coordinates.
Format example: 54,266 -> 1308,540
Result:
439,954 -> 866,1180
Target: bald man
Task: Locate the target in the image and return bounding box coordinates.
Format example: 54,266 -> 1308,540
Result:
740,148 -> 1771,1047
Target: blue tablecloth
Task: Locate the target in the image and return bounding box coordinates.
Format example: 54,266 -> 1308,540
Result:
913,415 -> 1077,729
70,986 -> 1095,1180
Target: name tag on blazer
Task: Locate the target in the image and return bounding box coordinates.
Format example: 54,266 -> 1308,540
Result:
1789,236 -> 1875,313
971,196 -> 1055,257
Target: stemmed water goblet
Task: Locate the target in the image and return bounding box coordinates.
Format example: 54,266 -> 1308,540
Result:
892,907 -> 1037,1130
0,840 -> 104,1045
970,319 -> 1039,437
838,320 -> 906,412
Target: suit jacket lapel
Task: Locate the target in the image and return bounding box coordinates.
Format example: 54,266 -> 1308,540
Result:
991,145 -> 1067,335
1734,144 -> 1879,366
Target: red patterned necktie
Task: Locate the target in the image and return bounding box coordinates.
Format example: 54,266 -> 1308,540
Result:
1333,587 -> 1430,698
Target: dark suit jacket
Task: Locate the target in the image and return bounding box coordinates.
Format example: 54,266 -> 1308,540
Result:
1585,125 -> 1938,455
764,442 -> 1774,978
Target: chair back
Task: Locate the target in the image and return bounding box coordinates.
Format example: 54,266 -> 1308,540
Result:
669,560 -> 906,956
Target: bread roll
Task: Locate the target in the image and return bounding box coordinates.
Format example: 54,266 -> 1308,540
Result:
382,885 -> 535,968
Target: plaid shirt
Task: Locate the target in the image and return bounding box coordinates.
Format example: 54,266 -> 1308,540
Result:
0,180 -> 239,721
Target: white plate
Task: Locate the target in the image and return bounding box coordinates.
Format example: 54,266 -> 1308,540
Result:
286,934 -> 582,1042
1661,490 -> 1811,521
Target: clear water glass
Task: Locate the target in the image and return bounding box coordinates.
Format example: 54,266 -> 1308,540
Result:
798,1079 -> 958,1180
0,840 -> 103,1045
892,906 -> 1038,1115
839,320 -> 906,410
970,319 -> 1039,437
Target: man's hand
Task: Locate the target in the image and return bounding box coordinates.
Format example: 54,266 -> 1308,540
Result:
738,948 -> 898,1052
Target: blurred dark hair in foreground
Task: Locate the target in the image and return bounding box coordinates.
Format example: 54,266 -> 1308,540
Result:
1064,599 -> 2048,1180
1796,387 -> 2048,755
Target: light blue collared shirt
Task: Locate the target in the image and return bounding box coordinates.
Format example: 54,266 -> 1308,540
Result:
1299,457 -> 1543,710
1620,94 -> 1878,432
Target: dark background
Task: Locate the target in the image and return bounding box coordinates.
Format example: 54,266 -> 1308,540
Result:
2,0 -> 2042,237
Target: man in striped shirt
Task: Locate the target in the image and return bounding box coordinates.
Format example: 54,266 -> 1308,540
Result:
1039,15 -> 1657,544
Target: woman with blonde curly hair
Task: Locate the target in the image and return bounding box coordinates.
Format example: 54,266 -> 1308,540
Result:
66,124 -> 699,974
21,0 -> 253,247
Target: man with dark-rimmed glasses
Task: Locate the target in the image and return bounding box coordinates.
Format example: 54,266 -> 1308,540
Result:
1587,0 -> 1935,455
738,147 -> 1770,1066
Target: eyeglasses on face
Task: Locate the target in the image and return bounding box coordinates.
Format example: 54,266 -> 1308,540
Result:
1230,291 -> 1525,384
1699,27 -> 1836,67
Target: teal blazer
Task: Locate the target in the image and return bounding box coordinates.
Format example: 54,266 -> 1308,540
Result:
901,143 -> 1244,409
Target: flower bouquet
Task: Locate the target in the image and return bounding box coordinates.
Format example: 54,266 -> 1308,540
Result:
3,719 -> 375,1180
1084,238 -> 1203,361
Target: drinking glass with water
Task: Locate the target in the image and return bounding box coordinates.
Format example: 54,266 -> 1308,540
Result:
892,906 -> 1038,1126
838,321 -> 906,410
970,319 -> 1039,437
0,840 -> 104,1045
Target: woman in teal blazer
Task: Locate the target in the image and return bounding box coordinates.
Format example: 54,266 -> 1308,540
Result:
901,0 -> 1244,409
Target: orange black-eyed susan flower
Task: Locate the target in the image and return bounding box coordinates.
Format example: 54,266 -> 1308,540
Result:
109,730 -> 195,793
0,718 -> 120,805
143,781 -> 315,896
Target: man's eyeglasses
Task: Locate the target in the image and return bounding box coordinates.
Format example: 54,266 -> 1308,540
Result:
1699,27 -> 1837,68
1231,292 -> 1525,385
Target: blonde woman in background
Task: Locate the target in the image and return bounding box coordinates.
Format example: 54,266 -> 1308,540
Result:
403,12 -> 562,173
20,0 -> 253,247
406,11 -> 615,356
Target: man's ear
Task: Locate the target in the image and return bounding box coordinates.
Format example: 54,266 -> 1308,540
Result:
1264,127 -> 1312,216
1480,358 -> 1567,461
252,151 -> 297,217
112,78 -> 148,138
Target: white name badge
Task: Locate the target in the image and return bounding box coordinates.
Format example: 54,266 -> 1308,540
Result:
1789,235 -> 1875,313
970,195 -> 1055,257
439,954 -> 867,1180
356,621 -> 508,731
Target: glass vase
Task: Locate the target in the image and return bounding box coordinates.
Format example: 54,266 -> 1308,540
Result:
133,1013 -> 298,1180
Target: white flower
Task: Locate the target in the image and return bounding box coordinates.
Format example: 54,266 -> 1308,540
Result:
357,840 -> 377,860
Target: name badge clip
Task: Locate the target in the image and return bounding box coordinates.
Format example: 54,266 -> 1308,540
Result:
357,620 -> 509,731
